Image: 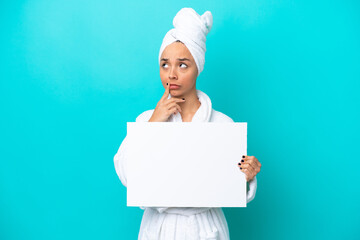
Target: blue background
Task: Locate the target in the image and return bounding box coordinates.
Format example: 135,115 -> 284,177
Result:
1,0 -> 359,239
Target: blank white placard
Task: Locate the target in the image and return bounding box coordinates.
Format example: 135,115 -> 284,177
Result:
126,122 -> 247,207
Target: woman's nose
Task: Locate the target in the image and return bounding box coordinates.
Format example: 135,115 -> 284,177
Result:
169,67 -> 177,79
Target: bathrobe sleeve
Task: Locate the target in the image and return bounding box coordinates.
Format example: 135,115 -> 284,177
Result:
247,176 -> 257,203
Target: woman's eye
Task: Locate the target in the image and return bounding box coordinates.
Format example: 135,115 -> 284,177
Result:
162,63 -> 168,68
180,63 -> 187,68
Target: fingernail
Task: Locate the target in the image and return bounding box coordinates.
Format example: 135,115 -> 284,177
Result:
242,155 -> 245,158
238,163 -> 241,165
241,160 -> 244,162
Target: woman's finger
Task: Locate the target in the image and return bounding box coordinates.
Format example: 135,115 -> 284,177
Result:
241,168 -> 255,182
167,102 -> 182,112
239,163 -> 256,181
168,105 -> 181,115
242,155 -> 255,161
165,97 -> 186,106
245,159 -> 259,172
238,162 -> 255,173
160,82 -> 170,101
242,155 -> 261,169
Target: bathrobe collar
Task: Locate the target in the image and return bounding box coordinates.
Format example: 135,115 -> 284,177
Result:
168,89 -> 212,122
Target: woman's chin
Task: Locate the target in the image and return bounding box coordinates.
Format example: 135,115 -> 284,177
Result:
170,89 -> 181,96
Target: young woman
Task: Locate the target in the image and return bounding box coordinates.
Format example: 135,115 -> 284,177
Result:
114,8 -> 261,240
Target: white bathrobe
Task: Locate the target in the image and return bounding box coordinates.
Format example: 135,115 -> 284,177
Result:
114,89 -> 257,240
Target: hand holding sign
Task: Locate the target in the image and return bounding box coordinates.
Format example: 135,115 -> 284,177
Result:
238,155 -> 261,181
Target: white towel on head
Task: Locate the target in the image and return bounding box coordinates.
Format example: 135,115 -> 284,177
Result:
158,8 -> 213,77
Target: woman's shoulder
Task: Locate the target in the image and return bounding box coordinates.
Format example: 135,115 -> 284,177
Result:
135,109 -> 154,122
210,109 -> 234,123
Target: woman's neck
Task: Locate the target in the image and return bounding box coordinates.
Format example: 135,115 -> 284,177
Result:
175,88 -> 201,122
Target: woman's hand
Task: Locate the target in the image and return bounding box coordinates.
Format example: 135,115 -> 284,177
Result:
238,155 -> 261,182
148,82 -> 186,122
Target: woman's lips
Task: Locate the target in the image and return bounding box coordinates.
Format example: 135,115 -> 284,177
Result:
170,84 -> 180,90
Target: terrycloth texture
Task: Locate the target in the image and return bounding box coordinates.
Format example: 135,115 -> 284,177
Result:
113,89 -> 257,239
158,8 -> 213,77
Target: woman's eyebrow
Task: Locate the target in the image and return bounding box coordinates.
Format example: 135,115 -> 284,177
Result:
160,58 -> 191,62
177,58 -> 190,61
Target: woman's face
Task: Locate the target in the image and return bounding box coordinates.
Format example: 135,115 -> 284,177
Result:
160,41 -> 198,97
